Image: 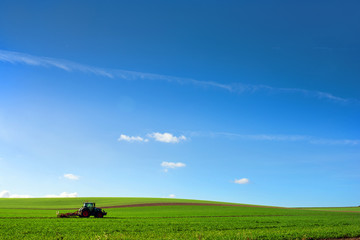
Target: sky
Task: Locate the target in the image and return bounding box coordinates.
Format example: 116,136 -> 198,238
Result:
0,0 -> 359,207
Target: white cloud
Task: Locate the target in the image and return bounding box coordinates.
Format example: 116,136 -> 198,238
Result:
8,194 -> 32,198
161,161 -> 186,170
0,190 -> 78,198
234,178 -> 250,184
148,132 -> 186,143
118,134 -> 148,142
0,190 -> 10,198
45,192 -> 78,198
118,133 -> 186,143
0,190 -> 32,198
64,173 -> 80,180
168,194 -> 176,198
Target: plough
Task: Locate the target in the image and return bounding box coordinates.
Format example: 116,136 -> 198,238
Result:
56,210 -> 79,218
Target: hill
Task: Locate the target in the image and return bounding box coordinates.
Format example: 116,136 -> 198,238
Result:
0,197 -> 359,239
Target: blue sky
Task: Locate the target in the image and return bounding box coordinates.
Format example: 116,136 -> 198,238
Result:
0,0 -> 359,207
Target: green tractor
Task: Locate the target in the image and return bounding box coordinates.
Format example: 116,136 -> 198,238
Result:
78,202 -> 107,218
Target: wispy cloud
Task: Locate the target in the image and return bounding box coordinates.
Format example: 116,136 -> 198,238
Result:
308,138 -> 360,145
0,49 -> 356,104
0,49 -> 113,78
208,132 -> 360,146
168,194 -> 176,198
118,134 -> 149,142
234,178 -> 250,184
148,132 -> 186,143
63,173 -> 80,180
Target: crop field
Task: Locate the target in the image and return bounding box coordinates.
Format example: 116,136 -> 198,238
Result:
0,198 -> 360,240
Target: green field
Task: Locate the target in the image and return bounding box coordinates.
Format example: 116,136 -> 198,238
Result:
0,198 -> 359,239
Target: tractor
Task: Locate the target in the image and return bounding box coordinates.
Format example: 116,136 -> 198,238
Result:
57,202 -> 107,218
78,202 -> 107,218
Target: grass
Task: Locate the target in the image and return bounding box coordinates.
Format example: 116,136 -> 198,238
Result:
0,197 -> 359,239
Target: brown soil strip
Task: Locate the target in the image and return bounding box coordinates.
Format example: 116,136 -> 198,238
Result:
323,210 -> 360,213
4,203 -> 284,211
0,215 -> 293,220
5,203 -> 284,211
98,202 -> 285,209
324,238 -> 360,240
300,209 -> 360,214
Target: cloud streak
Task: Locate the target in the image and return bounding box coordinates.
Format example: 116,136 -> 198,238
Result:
0,49 -> 356,104
0,49 -> 113,78
208,132 -> 360,146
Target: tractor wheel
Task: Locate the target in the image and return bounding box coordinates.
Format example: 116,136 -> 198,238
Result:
81,209 -> 90,218
95,212 -> 103,218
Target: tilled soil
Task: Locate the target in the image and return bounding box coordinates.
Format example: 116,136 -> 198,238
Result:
99,202 -> 284,209
325,238 -> 360,240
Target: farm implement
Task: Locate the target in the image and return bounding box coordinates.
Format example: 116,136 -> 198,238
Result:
57,202 -> 107,218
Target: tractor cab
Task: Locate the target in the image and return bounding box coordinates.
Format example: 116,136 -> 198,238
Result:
84,202 -> 95,208
83,202 -> 95,212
